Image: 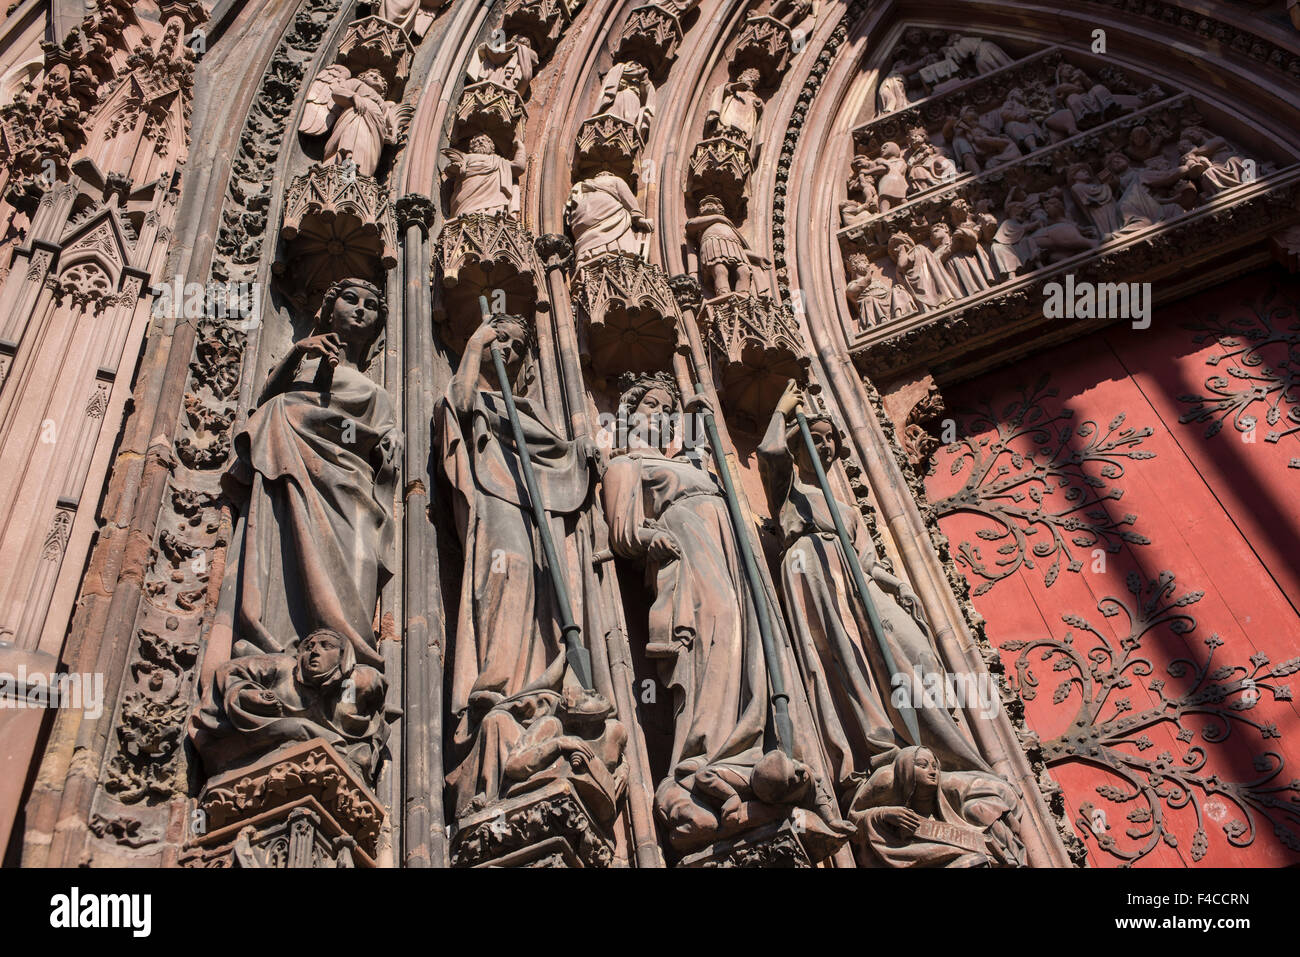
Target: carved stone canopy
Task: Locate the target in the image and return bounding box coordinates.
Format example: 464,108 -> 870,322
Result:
452,82 -> 526,156
338,16 -> 416,95
700,292 -> 809,428
614,4 -> 685,79
731,16 -> 794,88
570,252 -> 681,381
504,0 -> 582,57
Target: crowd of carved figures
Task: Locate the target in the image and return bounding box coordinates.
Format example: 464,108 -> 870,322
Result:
840,38 -> 1268,333
174,1 -> 1041,868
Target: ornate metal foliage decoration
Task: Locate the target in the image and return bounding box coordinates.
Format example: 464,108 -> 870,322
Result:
1002,571 -> 1300,866
931,375 -> 1156,595
1176,285 -> 1300,467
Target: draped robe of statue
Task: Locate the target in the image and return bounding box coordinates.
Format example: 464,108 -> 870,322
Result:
221,356 -> 399,670
595,63 -> 654,140
439,387 -> 594,816
467,39 -> 538,96
443,147 -> 519,216
374,0 -> 439,35
603,450 -> 773,807
707,80 -> 763,144
323,77 -> 396,178
757,416 -> 986,800
567,173 -> 646,261
848,746 -> 1025,867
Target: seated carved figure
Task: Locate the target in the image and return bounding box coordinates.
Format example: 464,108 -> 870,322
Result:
193,629 -> 391,784
848,746 -> 1025,868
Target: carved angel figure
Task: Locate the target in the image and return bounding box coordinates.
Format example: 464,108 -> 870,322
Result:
301,65 -> 406,178
466,35 -> 538,97
593,61 -> 655,143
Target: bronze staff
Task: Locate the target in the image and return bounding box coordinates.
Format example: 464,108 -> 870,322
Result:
481,299 -> 594,691
691,383 -> 795,756
793,404 -> 921,744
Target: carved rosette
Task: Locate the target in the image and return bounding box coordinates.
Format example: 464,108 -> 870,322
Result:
181,739 -> 384,868
453,81 -> 526,153
701,292 -> 809,423
614,4 -> 684,76
575,114 -> 642,181
277,162 -> 398,296
571,252 -> 681,377
433,212 -> 544,351
504,0 -> 581,57
450,778 -> 615,868
688,136 -> 753,209
337,16 -> 416,93
731,16 -> 793,85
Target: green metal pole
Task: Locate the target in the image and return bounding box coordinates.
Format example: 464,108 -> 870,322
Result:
794,409 -> 921,745
692,384 -> 794,756
487,339 -> 594,692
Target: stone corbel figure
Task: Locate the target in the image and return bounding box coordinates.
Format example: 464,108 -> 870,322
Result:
301,66 -> 403,178
704,68 -> 764,148
685,195 -> 771,298
193,629 -> 392,784
847,746 -> 1025,867
602,374 -> 847,851
215,278 -> 400,673
758,382 -> 988,807
439,313 -> 610,818
466,34 -> 538,97
442,132 -> 525,217
594,61 -> 655,143
566,171 -> 655,262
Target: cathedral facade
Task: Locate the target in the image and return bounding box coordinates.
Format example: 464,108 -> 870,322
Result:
1,0 -> 1298,868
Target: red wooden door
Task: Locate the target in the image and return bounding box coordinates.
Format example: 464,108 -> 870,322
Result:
925,267 -> 1300,867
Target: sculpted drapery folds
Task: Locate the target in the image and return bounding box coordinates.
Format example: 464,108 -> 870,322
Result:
439,314 -> 617,819
192,279 -> 400,781
601,375 -> 847,852
443,133 -> 525,217
705,68 -> 764,147
848,747 -> 1025,868
594,61 -> 655,141
757,383 -> 987,805
566,171 -> 655,262
300,65 -> 401,178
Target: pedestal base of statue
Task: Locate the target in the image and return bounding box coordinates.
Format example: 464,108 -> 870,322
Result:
677,812 -> 845,868
180,738 -> 383,868
450,777 -> 617,868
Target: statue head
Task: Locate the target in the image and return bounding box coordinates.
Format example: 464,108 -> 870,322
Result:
846,251 -> 873,276
886,231 -> 914,258
929,222 -> 950,246
319,278 -> 386,367
880,141 -> 902,159
737,67 -> 761,89
895,746 -> 941,806
697,194 -> 728,218
358,68 -> 389,96
619,61 -> 647,88
468,132 -> 496,155
792,412 -> 844,471
617,371 -> 680,452
1104,150 -> 1130,175
906,125 -> 928,148
295,628 -> 353,689
482,313 -> 535,385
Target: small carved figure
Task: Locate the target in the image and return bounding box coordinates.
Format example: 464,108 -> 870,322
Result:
867,141 -> 910,213
704,68 -> 764,147
939,33 -> 1013,76
903,126 -> 957,193
466,35 -> 538,97
1028,190 -> 1097,262
442,133 -> 525,217
301,66 -> 402,177
840,155 -> 881,226
848,746 -> 1025,867
685,195 -> 769,297
1178,126 -> 1254,196
1100,150 -> 1194,234
594,61 -> 655,142
845,252 -> 914,327
566,170 -> 655,262
995,87 -> 1045,152
1047,63 -> 1119,137
989,190 -> 1041,277
888,231 -> 959,310
1067,162 -> 1121,238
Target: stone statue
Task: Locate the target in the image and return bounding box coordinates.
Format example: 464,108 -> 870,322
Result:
705,68 -> 764,147
995,87 -> 1045,152
442,133 -> 525,217
1067,162 -> 1121,238
989,190 -> 1041,277
372,0 -> 442,37
887,231 -> 959,310
903,126 -> 956,193
943,106 -> 1020,171
216,278 -> 400,673
466,35 -> 538,97
759,383 -> 989,802
865,141 -> 909,213
301,65 -> 401,178
769,0 -> 818,27
1047,63 -> 1119,137
566,170 -> 654,262
939,33 -> 1013,76
1028,190 -> 1097,262
839,155 -> 880,226
685,195 -> 769,297
934,220 -> 993,296
845,251 -> 914,327
602,375 -> 845,850
1100,150 -> 1194,234
1179,126 -> 1253,196
439,314 -> 605,817
878,49 -> 937,114
193,628 -> 391,784
594,61 -> 655,142
848,746 -> 1025,867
